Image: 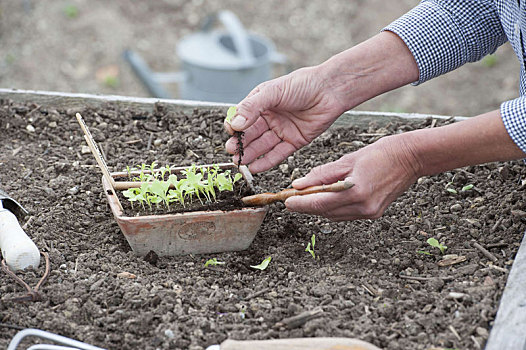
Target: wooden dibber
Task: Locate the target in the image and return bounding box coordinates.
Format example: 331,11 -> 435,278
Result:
241,181 -> 354,206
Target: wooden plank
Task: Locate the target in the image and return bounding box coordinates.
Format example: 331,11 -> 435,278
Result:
0,88 -> 231,115
485,231 -> 526,349
0,88 -> 464,129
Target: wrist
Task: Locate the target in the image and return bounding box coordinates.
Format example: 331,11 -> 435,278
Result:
381,133 -> 425,181
317,31 -> 419,111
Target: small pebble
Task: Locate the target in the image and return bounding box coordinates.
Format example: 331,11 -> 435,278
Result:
164,329 -> 175,339
476,326 -> 489,338
448,292 -> 467,299
81,146 -> 90,154
450,203 -> 462,212
26,124 -> 35,133
153,139 -> 162,146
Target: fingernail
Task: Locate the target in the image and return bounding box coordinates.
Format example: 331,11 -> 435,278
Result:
231,115 -> 246,129
291,177 -> 305,187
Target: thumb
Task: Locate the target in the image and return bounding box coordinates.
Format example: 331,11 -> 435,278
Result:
292,158 -> 351,189
232,81 -> 282,131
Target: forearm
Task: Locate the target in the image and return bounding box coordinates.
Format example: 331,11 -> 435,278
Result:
403,110 -> 526,177
316,31 -> 419,111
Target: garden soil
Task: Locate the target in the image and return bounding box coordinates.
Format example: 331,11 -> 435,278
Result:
1,100 -> 526,350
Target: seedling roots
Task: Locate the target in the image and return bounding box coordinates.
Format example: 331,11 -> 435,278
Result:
234,131 -> 245,167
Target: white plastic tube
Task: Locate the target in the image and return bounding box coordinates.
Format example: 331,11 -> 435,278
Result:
0,202 -> 40,271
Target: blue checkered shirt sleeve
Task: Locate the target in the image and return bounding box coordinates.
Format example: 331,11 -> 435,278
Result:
384,0 -> 526,154
383,0 -> 507,84
502,98 -> 526,153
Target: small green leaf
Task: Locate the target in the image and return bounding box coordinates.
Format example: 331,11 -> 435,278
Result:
63,4 -> 79,18
446,188 -> 458,194
204,258 -> 225,267
225,106 -> 237,123
305,234 -> 316,259
461,184 -> 474,191
482,54 -> 497,68
417,250 -> 432,256
233,172 -> 243,183
427,237 -> 447,254
250,256 -> 271,270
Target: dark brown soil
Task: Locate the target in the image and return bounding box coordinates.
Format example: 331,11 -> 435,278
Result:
1,100 -> 526,350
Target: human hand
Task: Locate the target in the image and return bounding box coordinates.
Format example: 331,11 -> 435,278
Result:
285,134 -> 422,221
224,66 -> 350,173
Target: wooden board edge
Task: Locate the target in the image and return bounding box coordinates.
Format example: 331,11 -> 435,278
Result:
485,230 -> 526,349
0,88 -> 463,127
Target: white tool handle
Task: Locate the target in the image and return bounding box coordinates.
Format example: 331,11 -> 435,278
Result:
0,204 -> 40,271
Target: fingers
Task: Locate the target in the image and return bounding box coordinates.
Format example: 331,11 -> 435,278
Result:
285,191 -> 353,217
247,141 -> 297,173
225,117 -> 272,154
232,80 -> 282,132
284,190 -> 383,221
292,156 -> 353,189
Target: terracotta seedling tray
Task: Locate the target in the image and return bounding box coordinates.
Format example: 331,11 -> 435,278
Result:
102,163 -> 268,256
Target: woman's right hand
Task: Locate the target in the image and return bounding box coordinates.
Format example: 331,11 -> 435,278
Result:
224,65 -> 350,173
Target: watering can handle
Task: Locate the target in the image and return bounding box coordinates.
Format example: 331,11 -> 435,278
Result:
202,10 -> 255,66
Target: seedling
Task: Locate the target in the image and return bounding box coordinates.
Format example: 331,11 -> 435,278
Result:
121,163 -> 244,210
417,250 -> 432,256
461,184 -> 474,192
225,106 -> 237,124
204,258 -> 225,267
224,106 -> 245,167
482,54 -> 497,68
63,4 -> 79,18
103,76 -> 119,88
250,256 -> 271,270
305,234 -> 316,259
427,237 -> 447,254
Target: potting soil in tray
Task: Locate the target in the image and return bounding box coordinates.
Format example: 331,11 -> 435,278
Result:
1,99 -> 526,350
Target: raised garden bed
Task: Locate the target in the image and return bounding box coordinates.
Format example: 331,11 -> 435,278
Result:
1,89 -> 526,350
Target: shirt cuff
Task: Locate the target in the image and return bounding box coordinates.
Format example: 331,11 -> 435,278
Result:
383,1 -> 467,85
501,97 -> 526,154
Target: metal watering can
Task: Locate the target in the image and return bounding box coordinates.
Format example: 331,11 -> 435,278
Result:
124,10 -> 288,103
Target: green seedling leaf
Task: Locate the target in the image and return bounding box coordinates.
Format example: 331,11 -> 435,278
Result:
250,256 -> 271,270
446,188 -> 457,194
427,237 -> 447,254
482,54 -> 497,68
63,4 -> 79,18
305,234 -> 316,259
204,258 -> 225,267
417,250 -> 432,256
225,106 -> 237,124
461,184 -> 474,192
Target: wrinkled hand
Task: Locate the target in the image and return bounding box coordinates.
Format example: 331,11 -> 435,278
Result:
225,66 -> 350,173
285,135 -> 422,221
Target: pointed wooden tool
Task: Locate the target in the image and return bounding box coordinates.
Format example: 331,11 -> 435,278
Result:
242,181 -> 354,206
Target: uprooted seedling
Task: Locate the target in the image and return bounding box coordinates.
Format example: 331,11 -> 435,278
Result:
226,106 -> 245,167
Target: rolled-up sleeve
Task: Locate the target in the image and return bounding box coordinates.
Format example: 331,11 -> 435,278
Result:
383,0 -> 507,84
501,98 -> 526,153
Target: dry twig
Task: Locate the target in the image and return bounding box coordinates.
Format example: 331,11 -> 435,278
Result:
472,242 -> 498,262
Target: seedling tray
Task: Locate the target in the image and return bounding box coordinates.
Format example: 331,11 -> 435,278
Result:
102,163 -> 268,256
